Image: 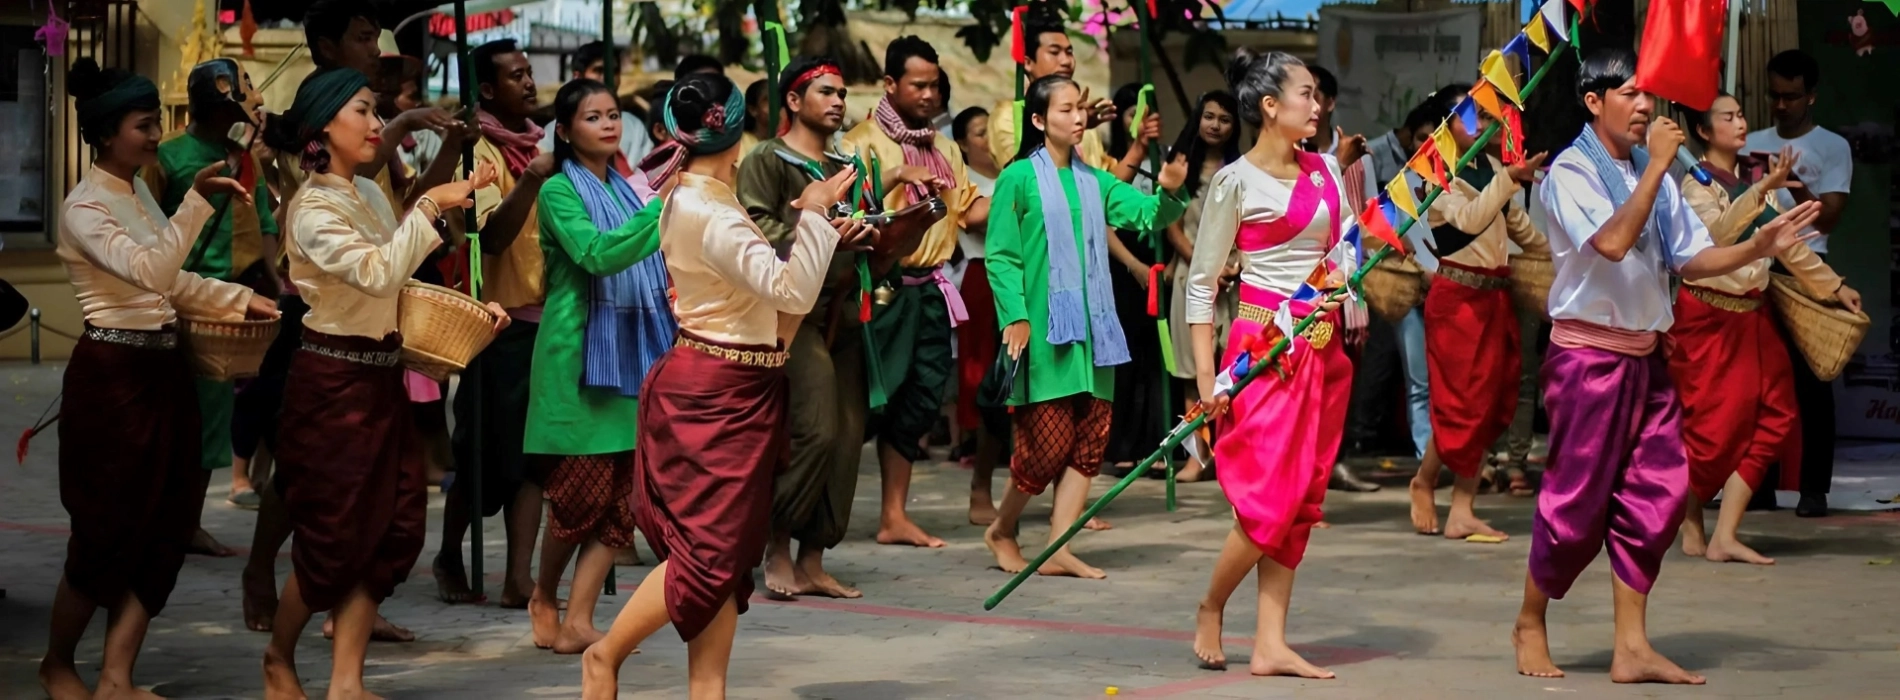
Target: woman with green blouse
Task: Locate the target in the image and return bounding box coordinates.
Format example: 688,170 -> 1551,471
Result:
982,74 -> 1189,579
524,79 -> 667,654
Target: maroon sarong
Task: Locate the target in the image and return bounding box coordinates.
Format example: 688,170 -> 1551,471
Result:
543,452 -> 639,548
275,330 -> 426,612
634,334 -> 786,642
1423,263 -> 1520,478
59,331 -> 205,616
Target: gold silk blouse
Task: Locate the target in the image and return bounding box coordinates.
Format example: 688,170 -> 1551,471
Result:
58,166 -> 253,330
285,172 -> 443,339
661,172 -> 841,347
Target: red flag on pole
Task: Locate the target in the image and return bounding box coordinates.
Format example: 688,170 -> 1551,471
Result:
1011,7 -> 1028,64
1633,0 -> 1728,111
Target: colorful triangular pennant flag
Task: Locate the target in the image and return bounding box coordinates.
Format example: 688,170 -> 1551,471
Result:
1455,97 -> 1481,137
1328,225 -> 1364,279
1431,121 -> 1460,171
1407,139 -> 1449,191
1544,0 -> 1572,40
1504,34 -> 1533,76
1481,50 -> 1523,106
1469,80 -> 1505,121
1525,13 -> 1553,53
1384,173 -> 1418,220
1358,196 -> 1406,252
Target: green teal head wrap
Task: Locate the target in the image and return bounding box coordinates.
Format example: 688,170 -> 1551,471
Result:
279,67 -> 372,152
74,73 -> 159,147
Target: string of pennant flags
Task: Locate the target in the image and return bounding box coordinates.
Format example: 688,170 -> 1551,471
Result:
1215,0 -> 1578,413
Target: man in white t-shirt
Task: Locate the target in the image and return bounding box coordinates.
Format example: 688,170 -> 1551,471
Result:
1744,48 -> 1850,518
536,41 -> 655,166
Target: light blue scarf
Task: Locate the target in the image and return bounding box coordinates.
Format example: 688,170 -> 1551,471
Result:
1029,147 -> 1128,366
564,159 -> 676,396
1570,125 -> 1673,271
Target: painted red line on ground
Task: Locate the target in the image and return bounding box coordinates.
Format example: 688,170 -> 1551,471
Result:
1123,671 -> 1255,697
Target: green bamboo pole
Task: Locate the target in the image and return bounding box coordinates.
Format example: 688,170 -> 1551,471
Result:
453,0 -> 485,598
602,0 -> 619,598
984,37 -> 1568,611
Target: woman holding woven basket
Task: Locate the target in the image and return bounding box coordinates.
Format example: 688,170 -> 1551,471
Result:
1670,92 -> 1860,566
522,78 -> 669,654
1406,98 -> 1551,543
261,67 -> 505,700
580,73 -> 869,699
41,58 -> 275,700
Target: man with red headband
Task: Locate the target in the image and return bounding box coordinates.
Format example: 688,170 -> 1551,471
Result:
841,35 -> 987,549
735,55 -> 865,598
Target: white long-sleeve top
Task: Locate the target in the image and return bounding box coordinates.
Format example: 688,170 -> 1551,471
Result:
1538,147 -> 1714,332
661,172 -> 840,347
58,165 -> 253,330
1186,156 -> 1353,324
285,171 -> 443,339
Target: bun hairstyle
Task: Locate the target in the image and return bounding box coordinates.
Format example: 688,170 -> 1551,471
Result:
262,105 -> 331,173
1012,74 -> 1079,163
69,57 -> 160,149
551,78 -> 615,163
1226,48 -> 1305,128
665,73 -> 740,146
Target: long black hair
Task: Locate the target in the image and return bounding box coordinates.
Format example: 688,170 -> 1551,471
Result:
1013,74 -> 1079,163
1106,82 -> 1143,161
1167,90 -> 1242,197
551,78 -> 615,164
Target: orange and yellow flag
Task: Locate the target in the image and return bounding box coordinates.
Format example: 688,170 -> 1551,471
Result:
1481,50 -> 1523,105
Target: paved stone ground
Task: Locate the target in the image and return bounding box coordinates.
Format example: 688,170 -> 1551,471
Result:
1,361 -> 1898,699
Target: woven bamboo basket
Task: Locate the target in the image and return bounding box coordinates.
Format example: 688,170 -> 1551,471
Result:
1361,260 -> 1424,321
398,281 -> 499,381
1509,252 -> 1554,320
179,316 -> 281,381
1768,274 -> 1868,382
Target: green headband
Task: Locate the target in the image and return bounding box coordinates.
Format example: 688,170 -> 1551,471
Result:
282,67 -> 371,149
75,75 -> 159,126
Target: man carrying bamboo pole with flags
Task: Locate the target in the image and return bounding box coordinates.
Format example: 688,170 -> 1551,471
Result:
1515,45 -> 1821,684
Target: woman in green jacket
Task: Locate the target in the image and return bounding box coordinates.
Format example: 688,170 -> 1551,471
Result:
982,74 -> 1189,579
524,79 -> 667,653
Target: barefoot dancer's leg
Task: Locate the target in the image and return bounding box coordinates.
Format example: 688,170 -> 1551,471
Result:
39,578 -> 96,700
530,523 -> 579,650
1706,473 -> 1773,565
762,531 -> 799,600
794,540 -> 861,598
582,561 -> 675,700
1194,525 -> 1261,670
433,478 -> 478,604
1512,572 -> 1562,678
501,483 -> 546,607
1248,558 -> 1333,679
1409,440 -> 1443,535
875,441 -> 944,548
1678,497 -> 1708,558
1040,468 -> 1105,579
1444,474 -> 1507,541
326,586 -> 377,698
263,573 -> 313,700
968,430 -> 1000,526
684,597 -> 739,700
1608,575 -> 1705,684
984,482 -> 1034,573
553,540 -> 617,654
245,483 -> 292,631
92,592 -> 155,700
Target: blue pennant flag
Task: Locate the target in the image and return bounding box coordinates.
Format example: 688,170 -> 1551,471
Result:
1455,97 -> 1481,136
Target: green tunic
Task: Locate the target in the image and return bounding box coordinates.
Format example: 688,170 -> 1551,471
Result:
150,131 -> 277,471
523,171 -> 663,456
986,159 -> 1185,406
